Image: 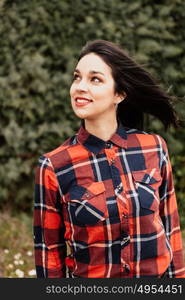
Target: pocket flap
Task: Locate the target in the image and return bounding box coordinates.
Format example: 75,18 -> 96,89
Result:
82,181 -> 105,199
132,168 -> 161,185
67,182 -> 107,225
132,169 -> 160,211
69,181 -> 105,201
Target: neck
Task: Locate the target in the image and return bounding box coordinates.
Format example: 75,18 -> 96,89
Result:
84,117 -> 118,141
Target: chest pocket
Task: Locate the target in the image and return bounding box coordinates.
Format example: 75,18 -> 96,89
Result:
66,181 -> 107,225
131,168 -> 162,212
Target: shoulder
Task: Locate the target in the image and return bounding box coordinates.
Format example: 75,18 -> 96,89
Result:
125,127 -> 167,150
38,134 -> 78,169
45,135 -> 77,157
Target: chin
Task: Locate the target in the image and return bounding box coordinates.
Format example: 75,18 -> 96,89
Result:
73,111 -> 89,119
73,108 -> 98,120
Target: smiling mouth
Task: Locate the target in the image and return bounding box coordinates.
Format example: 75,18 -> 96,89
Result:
75,97 -> 93,103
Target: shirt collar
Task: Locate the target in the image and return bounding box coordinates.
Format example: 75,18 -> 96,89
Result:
76,122 -> 128,155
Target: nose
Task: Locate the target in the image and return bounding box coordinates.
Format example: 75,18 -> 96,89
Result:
76,79 -> 88,92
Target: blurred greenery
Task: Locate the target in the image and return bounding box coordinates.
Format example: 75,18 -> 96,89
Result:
0,0 -> 184,229
0,211 -> 35,277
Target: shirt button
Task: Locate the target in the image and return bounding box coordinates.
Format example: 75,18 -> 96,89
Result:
122,213 -> 128,218
110,158 -> 115,164
124,263 -> 130,274
121,233 -> 130,248
106,142 -> 112,148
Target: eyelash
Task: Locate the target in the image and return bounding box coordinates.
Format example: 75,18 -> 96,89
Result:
72,74 -> 102,83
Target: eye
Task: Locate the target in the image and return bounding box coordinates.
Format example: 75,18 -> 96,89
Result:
72,74 -> 80,81
91,76 -> 102,83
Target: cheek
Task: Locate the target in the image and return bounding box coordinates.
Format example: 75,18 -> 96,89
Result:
96,82 -> 114,95
69,84 -> 75,97
91,86 -> 109,98
94,87 -> 115,102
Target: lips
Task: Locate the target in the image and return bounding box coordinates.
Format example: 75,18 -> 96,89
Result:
75,97 -> 93,103
74,97 -> 93,107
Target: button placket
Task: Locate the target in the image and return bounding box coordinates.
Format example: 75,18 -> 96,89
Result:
104,147 -> 116,165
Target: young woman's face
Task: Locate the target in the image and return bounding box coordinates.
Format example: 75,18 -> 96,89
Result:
70,53 -> 122,121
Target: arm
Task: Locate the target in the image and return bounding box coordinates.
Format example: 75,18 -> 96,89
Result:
158,136 -> 185,278
33,155 -> 67,278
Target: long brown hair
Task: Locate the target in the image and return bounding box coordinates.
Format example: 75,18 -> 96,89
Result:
78,39 -> 179,130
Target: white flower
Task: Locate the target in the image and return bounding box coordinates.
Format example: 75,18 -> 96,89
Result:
26,251 -> 32,256
8,264 -> 13,269
4,249 -> 9,254
19,260 -> 24,265
14,253 -> 21,260
28,269 -> 36,276
14,260 -> 19,265
15,269 -> 24,278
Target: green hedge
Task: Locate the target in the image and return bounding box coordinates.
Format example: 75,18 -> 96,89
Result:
0,0 -> 185,226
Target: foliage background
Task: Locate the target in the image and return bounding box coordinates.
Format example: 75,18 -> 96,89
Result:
0,0 -> 184,259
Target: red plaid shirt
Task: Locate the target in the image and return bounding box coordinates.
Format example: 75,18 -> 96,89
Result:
34,123 -> 185,278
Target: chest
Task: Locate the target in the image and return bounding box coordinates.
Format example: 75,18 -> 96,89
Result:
57,148 -> 162,226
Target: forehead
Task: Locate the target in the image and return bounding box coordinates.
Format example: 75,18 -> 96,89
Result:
76,53 -> 112,75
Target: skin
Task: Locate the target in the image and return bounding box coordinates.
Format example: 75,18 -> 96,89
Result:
70,53 -> 125,141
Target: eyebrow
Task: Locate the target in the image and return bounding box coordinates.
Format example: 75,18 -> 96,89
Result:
74,69 -> 105,76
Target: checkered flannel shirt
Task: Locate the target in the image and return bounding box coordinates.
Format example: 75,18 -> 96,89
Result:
34,123 -> 185,278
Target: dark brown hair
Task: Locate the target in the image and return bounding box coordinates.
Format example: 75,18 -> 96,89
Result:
78,39 -> 179,130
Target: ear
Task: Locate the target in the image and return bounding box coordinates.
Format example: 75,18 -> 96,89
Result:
114,91 -> 126,105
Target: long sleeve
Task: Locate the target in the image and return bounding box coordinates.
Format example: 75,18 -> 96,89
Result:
159,137 -> 185,278
33,155 -> 67,278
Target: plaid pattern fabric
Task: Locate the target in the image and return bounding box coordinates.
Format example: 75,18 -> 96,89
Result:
34,123 -> 185,278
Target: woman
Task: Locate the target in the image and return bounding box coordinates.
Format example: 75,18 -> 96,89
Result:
34,40 -> 185,278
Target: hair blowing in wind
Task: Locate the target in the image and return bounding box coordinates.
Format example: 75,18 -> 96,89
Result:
78,39 -> 179,130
